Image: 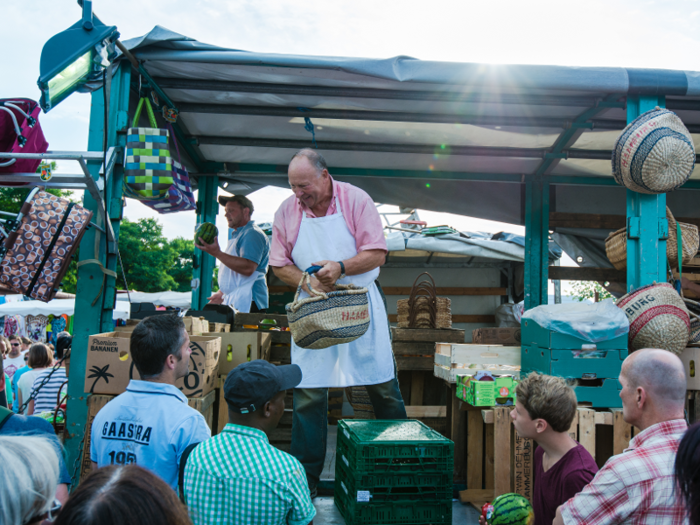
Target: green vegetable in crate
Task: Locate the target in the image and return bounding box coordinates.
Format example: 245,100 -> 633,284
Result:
195,222 -> 218,245
485,493 -> 534,525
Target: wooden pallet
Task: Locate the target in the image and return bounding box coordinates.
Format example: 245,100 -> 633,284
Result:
458,406 -> 633,507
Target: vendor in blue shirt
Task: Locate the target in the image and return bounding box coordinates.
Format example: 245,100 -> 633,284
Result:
196,194 -> 270,313
90,315 -> 211,491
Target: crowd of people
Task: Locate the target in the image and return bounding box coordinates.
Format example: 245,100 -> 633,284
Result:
5,312 -> 700,524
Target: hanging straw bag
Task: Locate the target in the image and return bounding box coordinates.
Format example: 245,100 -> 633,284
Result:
397,272 -> 452,328
605,207 -> 699,271
142,123 -> 196,213
616,282 -> 690,356
286,266 -> 370,350
0,99 -> 48,180
124,97 -> 174,200
612,107 -> 695,194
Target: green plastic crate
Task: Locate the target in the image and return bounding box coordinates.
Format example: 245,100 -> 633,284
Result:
335,477 -> 452,525
337,420 -> 453,473
522,345 -> 627,380
521,318 -> 628,350
335,454 -> 452,501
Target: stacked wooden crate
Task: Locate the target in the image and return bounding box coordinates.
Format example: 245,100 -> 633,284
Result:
459,405 -> 633,508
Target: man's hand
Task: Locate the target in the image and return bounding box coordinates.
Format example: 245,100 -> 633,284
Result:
207,290 -> 224,305
306,275 -> 335,294
312,260 -> 342,287
196,236 -> 222,257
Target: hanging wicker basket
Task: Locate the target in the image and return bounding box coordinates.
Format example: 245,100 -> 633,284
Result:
616,282 -> 690,356
605,207 -> 699,271
612,107 -> 695,194
286,269 -> 370,350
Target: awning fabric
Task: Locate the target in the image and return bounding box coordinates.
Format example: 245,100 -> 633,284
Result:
118,27 -> 700,225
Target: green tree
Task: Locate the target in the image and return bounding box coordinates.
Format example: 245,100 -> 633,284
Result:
116,218 -> 177,292
168,237 -> 194,292
570,281 -> 613,302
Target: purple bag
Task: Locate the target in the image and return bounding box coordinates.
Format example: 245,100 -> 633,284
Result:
142,123 -> 196,214
0,99 -> 49,178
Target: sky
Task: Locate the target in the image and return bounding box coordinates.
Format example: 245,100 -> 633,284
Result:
5,0 -> 700,293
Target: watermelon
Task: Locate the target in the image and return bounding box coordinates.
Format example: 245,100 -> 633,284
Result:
487,493 -> 534,525
195,222 -> 218,245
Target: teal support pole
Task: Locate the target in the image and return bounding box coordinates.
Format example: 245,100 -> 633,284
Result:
626,96 -> 667,292
64,63 -> 130,482
524,176 -> 550,310
192,176 -> 219,310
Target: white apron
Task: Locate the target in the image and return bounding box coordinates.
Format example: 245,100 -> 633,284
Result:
291,197 -> 394,388
218,237 -> 262,313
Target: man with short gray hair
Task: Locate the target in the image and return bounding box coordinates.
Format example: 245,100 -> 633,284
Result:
554,348 -> 688,525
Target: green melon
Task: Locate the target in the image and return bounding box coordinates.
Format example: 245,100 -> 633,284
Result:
489,493 -> 534,525
195,222 -> 218,245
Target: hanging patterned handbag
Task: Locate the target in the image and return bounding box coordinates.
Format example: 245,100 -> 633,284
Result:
0,188 -> 93,302
124,97 -> 173,200
0,99 -> 49,180
142,123 -> 196,213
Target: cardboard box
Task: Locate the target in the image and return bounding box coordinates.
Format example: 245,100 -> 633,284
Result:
682,347 -> 700,390
208,322 -> 231,333
472,327 -> 521,345
183,316 -> 207,336
456,374 -> 517,406
202,331 -> 271,376
84,332 -> 221,397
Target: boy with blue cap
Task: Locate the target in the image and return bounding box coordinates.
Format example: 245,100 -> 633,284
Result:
183,360 -> 316,525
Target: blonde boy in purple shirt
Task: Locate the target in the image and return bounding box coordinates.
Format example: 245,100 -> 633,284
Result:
481,373 -> 598,525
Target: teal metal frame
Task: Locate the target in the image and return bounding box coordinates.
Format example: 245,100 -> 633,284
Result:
64,62 -> 130,479
625,96 -> 667,291
191,175 -> 219,310
524,176 -> 549,310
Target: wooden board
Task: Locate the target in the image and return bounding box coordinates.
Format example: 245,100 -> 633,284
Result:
513,431 -> 534,501
549,266 -> 626,282
397,356 -> 434,371
612,408 -> 632,455
484,423 -> 495,489
459,488 -> 495,504
392,327 -> 465,343
80,395 -> 114,481
467,410 -> 484,493
446,382 -> 467,482
578,408 -> 596,459
686,390 -> 700,425
405,405 -> 446,418
393,341 -> 436,355
384,286 -> 507,296
389,314 -> 496,324
493,407 -> 511,497
410,371 -> 425,405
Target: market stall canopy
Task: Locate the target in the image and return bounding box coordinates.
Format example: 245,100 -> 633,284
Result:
121,27 -> 700,225
116,291 -> 191,309
0,299 -> 130,320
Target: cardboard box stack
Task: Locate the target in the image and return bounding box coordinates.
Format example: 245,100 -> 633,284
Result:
84,332 -> 221,398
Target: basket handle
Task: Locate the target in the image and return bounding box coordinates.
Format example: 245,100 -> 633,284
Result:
293,266 -> 329,303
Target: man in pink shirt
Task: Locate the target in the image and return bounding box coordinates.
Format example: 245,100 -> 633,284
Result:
271,149 -> 407,497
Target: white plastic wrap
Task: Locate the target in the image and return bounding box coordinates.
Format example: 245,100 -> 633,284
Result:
522,299 -> 629,343
495,301 -> 524,327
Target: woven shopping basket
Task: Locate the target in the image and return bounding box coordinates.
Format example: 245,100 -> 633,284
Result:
612,107 -> 695,194
397,272 -> 452,328
605,207 -> 699,271
616,282 -> 690,356
286,266 -> 370,350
